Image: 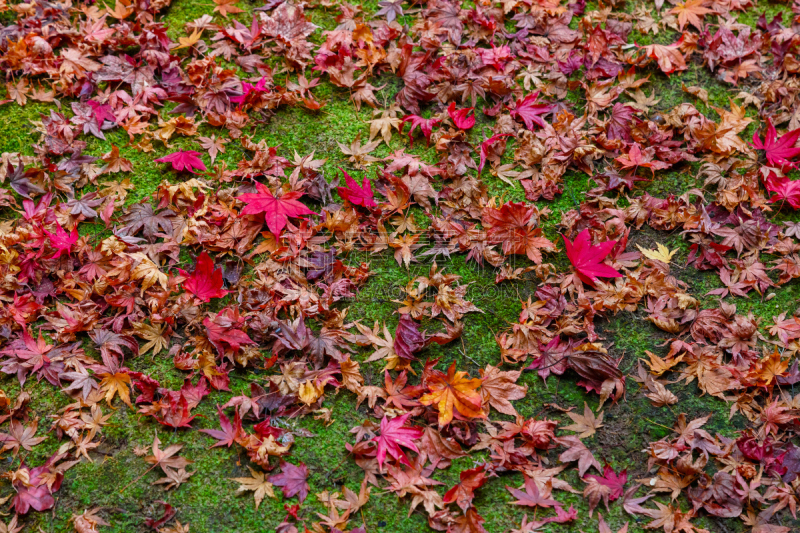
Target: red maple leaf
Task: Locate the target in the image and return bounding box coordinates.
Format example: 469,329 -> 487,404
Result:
372,413 -> 423,469
478,133 -> 511,174
44,224 -> 78,259
203,306 -> 256,356
615,143 -> 671,176
154,150 -> 207,173
400,114 -> 441,146
447,102 -> 475,130
563,229 -> 622,286
178,251 -> 230,303
506,476 -> 560,508
763,171 -> 800,209
585,464 -> 628,501
444,464 -> 488,511
238,182 -> 316,236
156,394 -> 197,428
200,405 -> 246,448
269,461 -> 309,503
509,91 -> 553,130
752,120 -> 800,169
337,169 -> 376,208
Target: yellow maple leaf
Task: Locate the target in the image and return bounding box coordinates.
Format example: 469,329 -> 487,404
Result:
173,28 -> 203,50
99,371 -> 132,407
637,243 -> 678,264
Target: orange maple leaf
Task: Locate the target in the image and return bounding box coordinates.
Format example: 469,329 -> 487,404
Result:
420,363 -> 485,426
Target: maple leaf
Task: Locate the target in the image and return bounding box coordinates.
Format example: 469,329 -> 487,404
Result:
444,464 -> 487,512
641,43 -> 687,75
173,28 -> 203,50
154,151 -> 207,173
238,182 -> 316,236
129,252 -> 168,294
376,0 -> 404,22
44,224 -> 78,259
753,121 -> 800,169
563,229 -> 623,286
507,477 -> 560,509
269,461 -> 309,503
400,115 -> 440,146
394,315 -> 425,361
764,172 -> 800,209
232,467 -> 275,509
197,135 -> 228,163
213,0 -> 244,18
563,402 -> 604,438
178,251 -> 230,303
669,0 -> 712,31
584,464 -> 627,514
337,169 -> 376,208
146,435 -> 193,474
557,435 -> 602,477
479,365 -> 527,416
420,362 -> 485,426
203,307 -> 256,356
447,102 -> 475,130
372,413 -> 423,469
615,143 -> 670,176
200,405 -> 246,448
0,419 -> 46,455
97,361 -> 133,407
478,133 -> 511,174
598,513 -> 630,533
509,92 -> 553,130
637,243 -> 678,264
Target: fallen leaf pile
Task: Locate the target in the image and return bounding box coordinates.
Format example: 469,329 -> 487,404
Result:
1,0 -> 800,532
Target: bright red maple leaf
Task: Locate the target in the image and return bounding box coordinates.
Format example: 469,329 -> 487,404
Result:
763,171 -> 800,209
372,413 -> 423,469
44,224 -> 78,259
337,169 -> 376,207
269,461 -> 309,503
154,150 -> 207,173
238,182 -> 316,236
400,114 -> 441,146
563,229 -> 623,286
447,102 -> 475,130
752,120 -> 800,169
510,91 -> 553,130
178,251 -> 230,302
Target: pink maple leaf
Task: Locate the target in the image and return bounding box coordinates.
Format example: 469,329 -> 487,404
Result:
44,224 -> 78,259
269,461 -> 309,503
563,229 -> 622,286
585,464 -> 627,501
178,251 -> 230,303
372,413 -> 423,469
400,114 -> 441,146
337,169 -> 376,208
155,150 -> 207,173
752,119 -> 800,169
237,182 -> 316,236
510,92 -> 553,130
447,102 -> 475,130
764,171 -> 800,209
